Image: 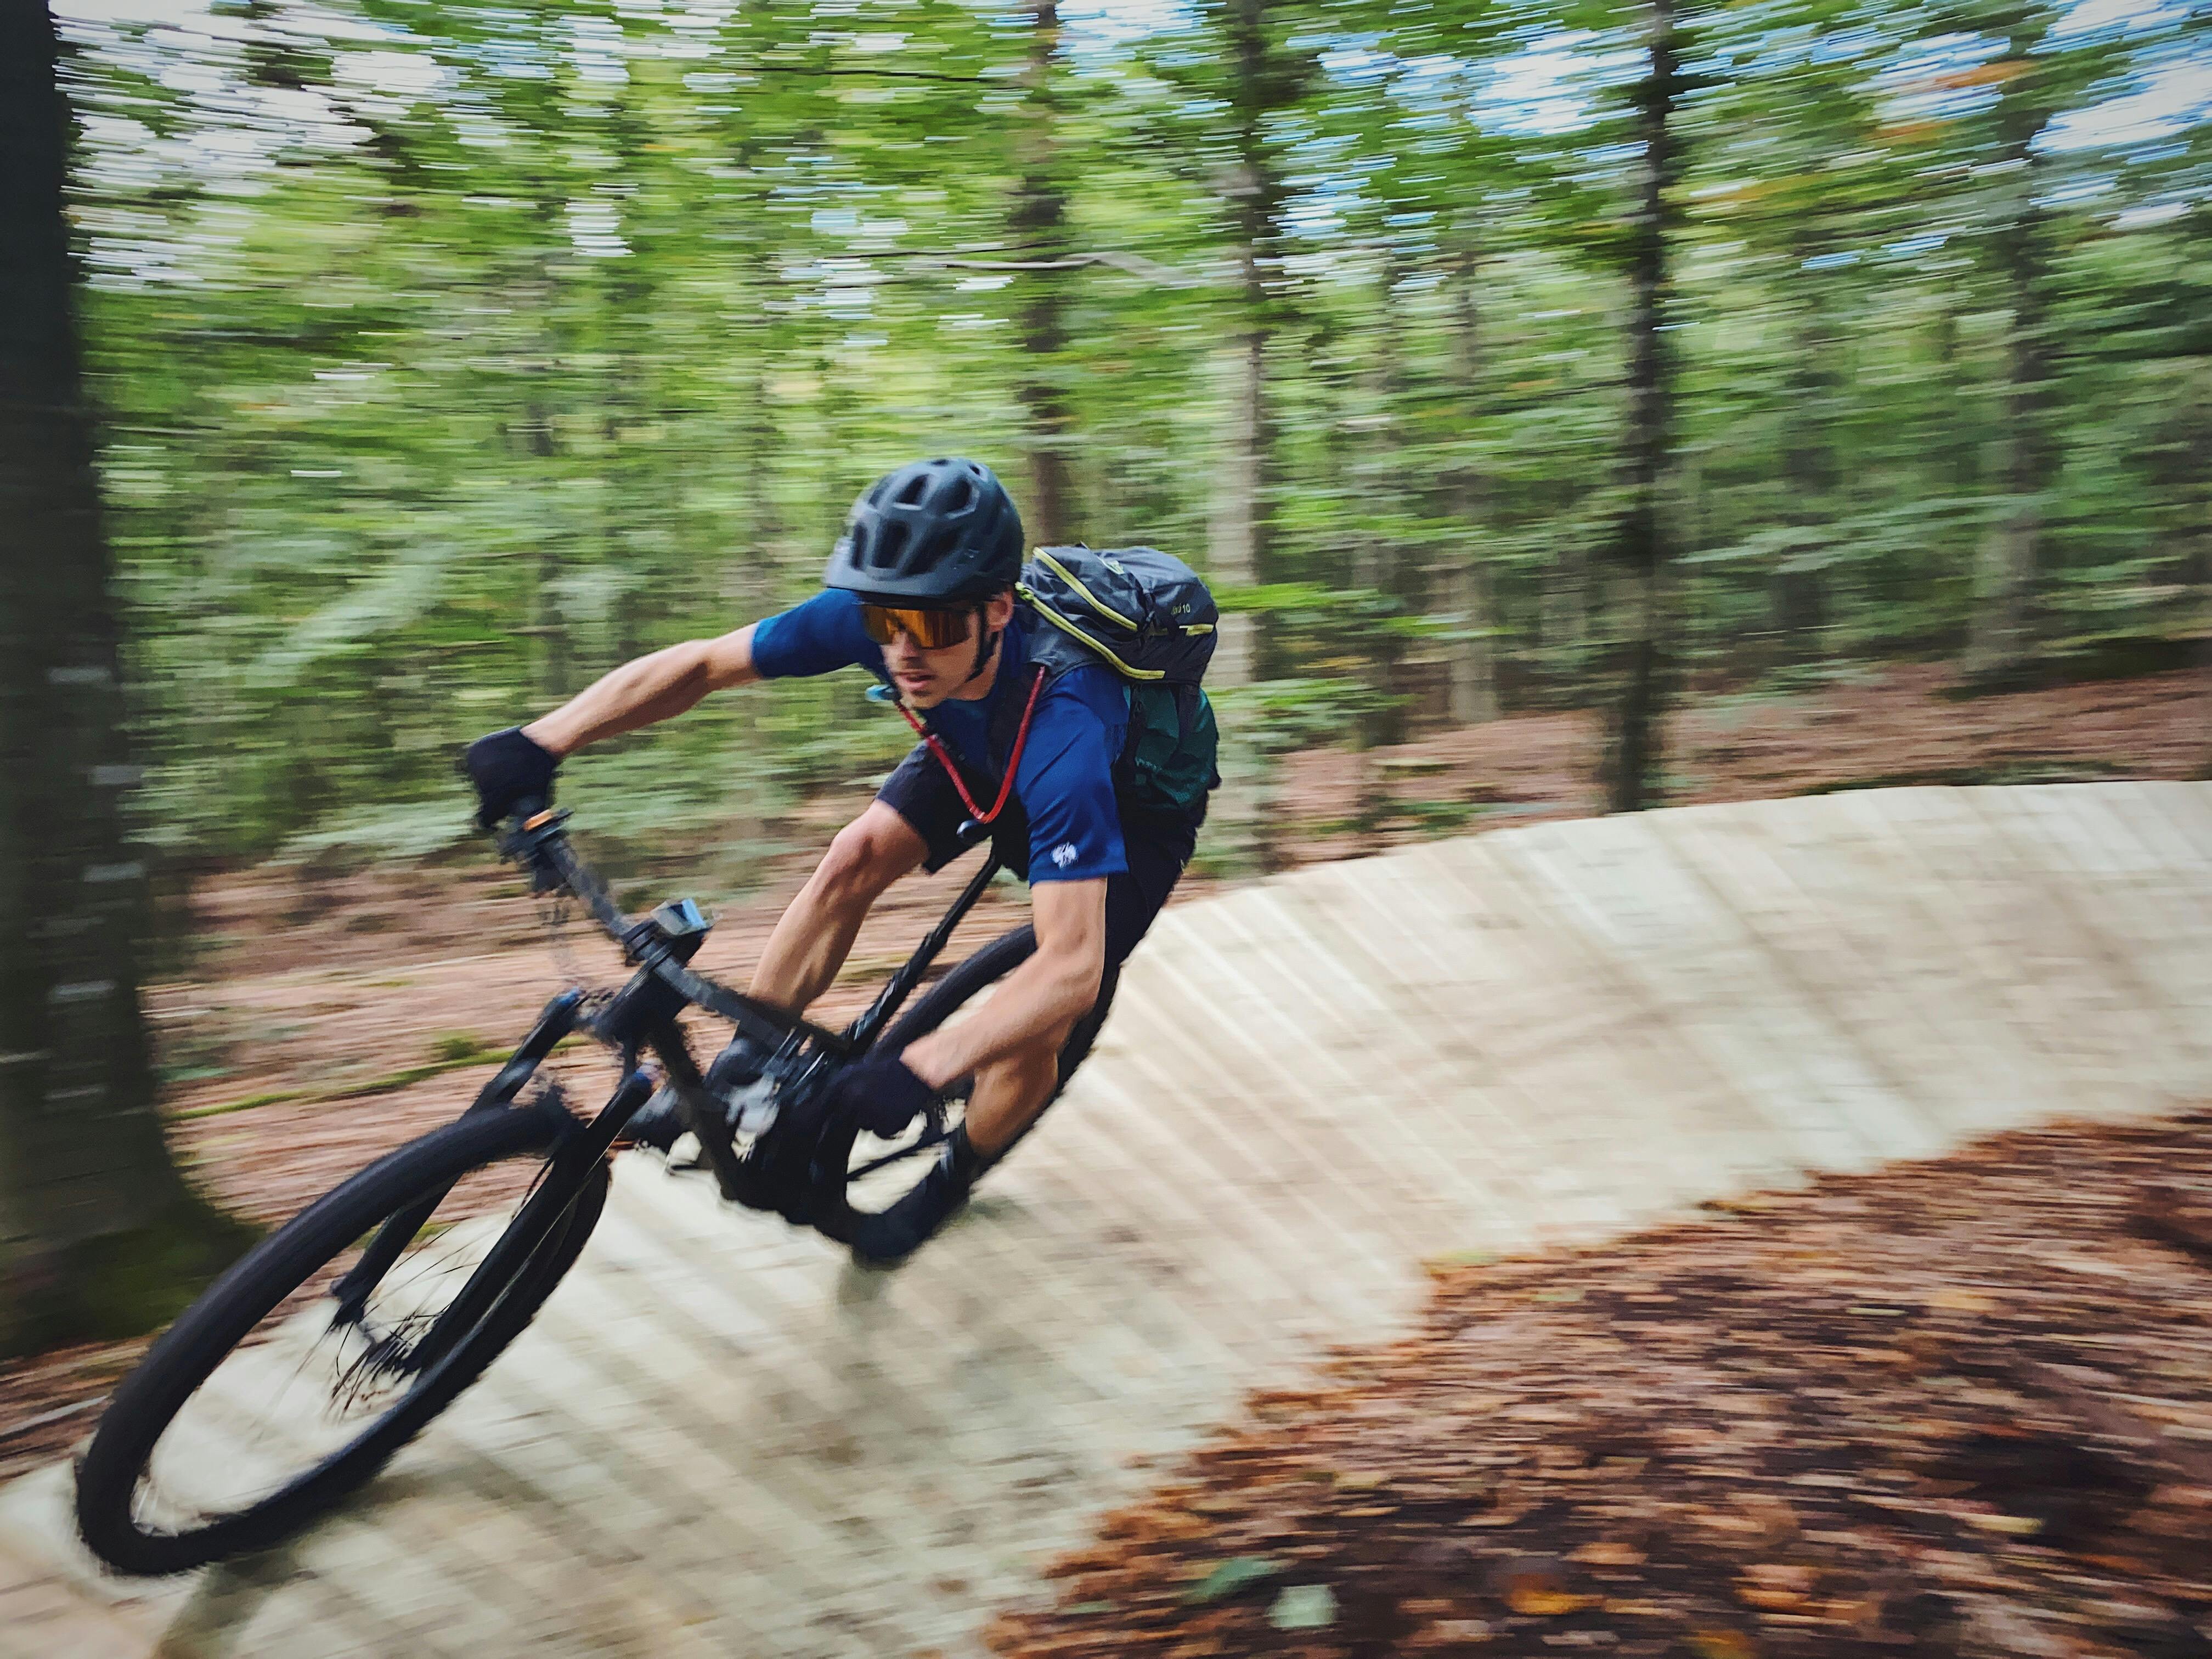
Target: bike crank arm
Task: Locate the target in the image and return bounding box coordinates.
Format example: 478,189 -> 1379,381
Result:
645,1020 -> 751,1203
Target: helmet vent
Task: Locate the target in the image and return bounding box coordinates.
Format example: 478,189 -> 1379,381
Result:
896,472 -> 931,506
944,477 -> 975,514
874,521 -> 910,566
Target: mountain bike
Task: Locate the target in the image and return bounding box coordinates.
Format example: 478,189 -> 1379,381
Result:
75,800 -> 1109,1576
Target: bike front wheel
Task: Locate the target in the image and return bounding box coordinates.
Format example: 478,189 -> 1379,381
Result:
75,1104 -> 606,1576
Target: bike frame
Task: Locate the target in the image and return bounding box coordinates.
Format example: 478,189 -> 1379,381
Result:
332,805 -> 1003,1372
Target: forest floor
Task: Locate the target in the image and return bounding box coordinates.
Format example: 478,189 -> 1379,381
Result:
988,1111 -> 2212,1659
2,659 -> 2207,1487
1276,659 -> 2212,867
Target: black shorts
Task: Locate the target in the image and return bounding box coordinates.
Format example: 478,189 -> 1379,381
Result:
876,742 -> 1195,973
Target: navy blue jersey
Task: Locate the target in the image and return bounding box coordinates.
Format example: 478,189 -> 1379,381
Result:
751,590 -> 1130,882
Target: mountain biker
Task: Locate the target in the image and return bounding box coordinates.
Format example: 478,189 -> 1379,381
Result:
463,456 -> 1207,1266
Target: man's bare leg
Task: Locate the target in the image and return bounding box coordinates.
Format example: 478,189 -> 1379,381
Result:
752,802 -> 928,1013
620,805 -> 927,1158
964,1023 -> 1071,1159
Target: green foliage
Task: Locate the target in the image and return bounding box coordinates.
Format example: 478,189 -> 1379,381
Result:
428,1031 -> 494,1065
45,0 -> 2211,864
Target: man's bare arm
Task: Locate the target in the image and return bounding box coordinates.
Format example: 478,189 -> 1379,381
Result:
898,877 -> 1107,1089
523,624 -> 759,758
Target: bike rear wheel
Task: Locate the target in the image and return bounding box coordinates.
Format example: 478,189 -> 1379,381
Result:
75,1105 -> 606,1576
811,925 -> 1113,1241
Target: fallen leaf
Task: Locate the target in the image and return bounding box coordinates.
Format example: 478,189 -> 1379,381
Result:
1571,1541 -> 1647,1567
1181,1556 -> 1282,1606
1462,1505 -> 1531,1527
1963,1510 -> 2042,1537
1414,1618 -> 1494,1645
1734,1562 -> 1819,1611
1507,1585 -> 1599,1616
1691,1508 -> 1765,1536
1268,1583 -> 1337,1630
1493,1553 -> 1599,1616
1927,1286 -> 1997,1313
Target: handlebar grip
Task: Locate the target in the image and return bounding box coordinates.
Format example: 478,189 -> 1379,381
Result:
498,795 -> 571,896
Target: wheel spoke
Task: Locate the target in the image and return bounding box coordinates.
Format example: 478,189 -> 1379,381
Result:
99,1125 -> 598,1554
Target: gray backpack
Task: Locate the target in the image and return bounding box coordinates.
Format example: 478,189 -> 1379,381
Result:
1017,546 -> 1221,819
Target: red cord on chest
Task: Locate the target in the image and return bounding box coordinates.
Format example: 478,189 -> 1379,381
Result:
891,665 -> 1047,827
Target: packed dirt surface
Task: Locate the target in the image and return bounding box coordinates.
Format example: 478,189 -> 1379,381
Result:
1,661 -> 2206,1483
990,1110 -> 2212,1659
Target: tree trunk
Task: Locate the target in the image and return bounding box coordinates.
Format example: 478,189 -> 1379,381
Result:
1209,328 -> 1266,687
1206,0 -> 1289,688
733,245 -> 782,611
1542,539 -> 1589,670
1773,272 -> 1836,662
1013,0 -> 1076,547
523,396 -> 571,701
1599,0 -> 1683,813
1964,29 -> 2057,685
1442,238 -> 1498,724
1930,303 -> 1980,495
2187,353 -> 2212,781
1964,182 -> 2050,680
0,3 -> 249,1358
718,233 -> 780,759
1359,262 -> 1409,748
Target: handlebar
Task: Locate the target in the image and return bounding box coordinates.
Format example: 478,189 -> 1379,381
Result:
498,800 -> 853,1059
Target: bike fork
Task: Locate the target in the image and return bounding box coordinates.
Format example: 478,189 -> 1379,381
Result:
405,1066 -> 654,1370
330,991 -> 584,1326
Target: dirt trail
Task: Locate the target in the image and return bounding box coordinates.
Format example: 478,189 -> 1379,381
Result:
1,661 -> 2205,1485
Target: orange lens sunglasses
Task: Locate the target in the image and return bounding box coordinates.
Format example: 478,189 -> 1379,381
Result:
859,603 -> 973,650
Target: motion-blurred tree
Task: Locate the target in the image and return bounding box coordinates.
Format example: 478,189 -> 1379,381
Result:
0,2 -> 250,1358
1600,0 -> 1688,811
30,0 -> 2209,862
1189,0 -> 1317,685
1012,0 -> 1080,545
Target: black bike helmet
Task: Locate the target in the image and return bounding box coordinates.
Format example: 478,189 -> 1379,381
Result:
825,457 -> 1024,605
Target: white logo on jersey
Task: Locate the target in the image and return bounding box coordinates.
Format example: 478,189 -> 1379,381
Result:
1051,842 -> 1079,868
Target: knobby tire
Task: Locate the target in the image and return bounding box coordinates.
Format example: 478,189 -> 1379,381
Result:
76,1108 -> 606,1576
